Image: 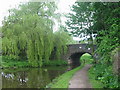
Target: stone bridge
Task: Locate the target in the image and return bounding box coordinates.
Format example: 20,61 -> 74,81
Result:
63,44 -> 97,67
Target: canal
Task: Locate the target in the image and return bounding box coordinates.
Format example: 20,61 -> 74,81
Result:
2,66 -> 75,88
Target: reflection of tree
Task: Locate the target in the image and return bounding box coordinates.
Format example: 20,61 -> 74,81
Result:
2,70 -> 29,88
2,72 -> 19,88
18,71 -> 28,87
2,67 -> 68,88
27,68 -> 51,88
66,66 -> 73,71
48,70 -> 65,81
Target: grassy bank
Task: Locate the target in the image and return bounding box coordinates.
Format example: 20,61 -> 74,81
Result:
46,53 -> 97,88
81,53 -> 104,88
1,56 -> 31,68
88,66 -> 104,88
83,53 -> 104,88
46,64 -> 84,88
88,64 -> 119,88
1,56 -> 68,68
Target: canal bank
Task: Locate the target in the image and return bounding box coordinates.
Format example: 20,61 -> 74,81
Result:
46,53 -> 94,88
46,64 -> 85,88
1,56 -> 68,69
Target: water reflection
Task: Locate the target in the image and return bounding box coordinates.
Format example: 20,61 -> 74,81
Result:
2,66 -> 68,88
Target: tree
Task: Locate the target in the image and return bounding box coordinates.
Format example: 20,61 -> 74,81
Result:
66,2 -> 120,88
91,2 -> 120,88
2,2 -> 72,67
66,2 -> 96,53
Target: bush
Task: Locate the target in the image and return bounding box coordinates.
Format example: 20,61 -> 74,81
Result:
43,60 -> 68,66
80,53 -> 93,64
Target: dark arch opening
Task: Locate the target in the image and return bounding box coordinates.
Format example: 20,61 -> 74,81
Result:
69,52 -> 92,68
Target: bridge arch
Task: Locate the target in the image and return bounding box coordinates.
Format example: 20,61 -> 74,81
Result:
63,44 -> 97,66
69,52 -> 92,66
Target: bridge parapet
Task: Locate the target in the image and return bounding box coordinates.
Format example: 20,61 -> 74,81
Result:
63,44 -> 97,65
67,44 -> 96,54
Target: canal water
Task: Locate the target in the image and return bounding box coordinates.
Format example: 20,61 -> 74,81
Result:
2,66 -> 74,88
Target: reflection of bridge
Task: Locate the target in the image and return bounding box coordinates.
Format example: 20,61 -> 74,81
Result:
63,44 -> 97,66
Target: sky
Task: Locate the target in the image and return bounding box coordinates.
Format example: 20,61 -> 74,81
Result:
0,0 -> 81,41
0,0 -> 76,26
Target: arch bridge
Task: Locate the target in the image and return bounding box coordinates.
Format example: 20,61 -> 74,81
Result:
63,44 -> 97,67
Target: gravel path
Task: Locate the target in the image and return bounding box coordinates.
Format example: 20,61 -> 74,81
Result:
69,64 -> 92,89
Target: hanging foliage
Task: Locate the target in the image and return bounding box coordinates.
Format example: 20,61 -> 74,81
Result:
2,2 -> 73,67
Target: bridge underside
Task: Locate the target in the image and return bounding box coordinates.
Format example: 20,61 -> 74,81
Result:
63,44 -> 97,67
70,52 -> 88,67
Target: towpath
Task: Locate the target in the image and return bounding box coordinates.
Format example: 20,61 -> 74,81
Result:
69,64 -> 92,88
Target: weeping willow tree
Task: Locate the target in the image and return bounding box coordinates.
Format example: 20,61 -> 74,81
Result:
53,27 -> 74,60
2,2 -> 73,67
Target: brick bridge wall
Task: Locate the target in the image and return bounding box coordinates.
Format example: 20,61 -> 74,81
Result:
63,44 -> 97,66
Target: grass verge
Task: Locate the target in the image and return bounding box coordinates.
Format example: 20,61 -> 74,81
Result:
1,56 -> 68,68
46,64 -> 84,88
46,53 -> 104,88
81,53 -> 104,88
88,66 -> 104,88
1,56 -> 31,68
